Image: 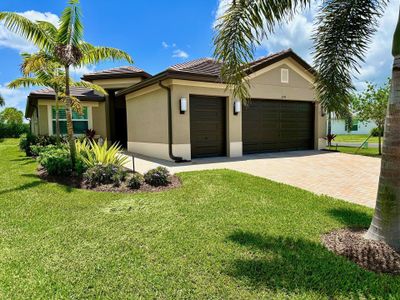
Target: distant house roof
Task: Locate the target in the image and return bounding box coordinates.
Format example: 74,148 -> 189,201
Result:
25,87 -> 105,118
81,66 -> 151,81
116,49 -> 315,97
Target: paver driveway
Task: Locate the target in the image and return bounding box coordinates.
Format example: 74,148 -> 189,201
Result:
124,151 -> 381,208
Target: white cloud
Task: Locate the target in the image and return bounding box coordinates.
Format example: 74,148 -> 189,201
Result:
71,65 -> 96,79
213,0 -> 399,89
162,41 -> 169,48
172,49 -> 189,59
0,83 -> 34,113
0,10 -> 59,53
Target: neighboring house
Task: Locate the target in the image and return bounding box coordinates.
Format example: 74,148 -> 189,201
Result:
330,118 -> 377,135
25,49 -> 326,161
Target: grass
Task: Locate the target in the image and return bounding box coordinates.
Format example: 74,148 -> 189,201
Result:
0,139 -> 398,299
328,145 -> 381,158
334,134 -> 381,144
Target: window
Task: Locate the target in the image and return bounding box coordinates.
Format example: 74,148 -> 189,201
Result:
345,119 -> 359,132
52,106 -> 89,135
281,68 -> 289,83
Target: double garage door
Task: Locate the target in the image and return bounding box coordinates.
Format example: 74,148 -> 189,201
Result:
242,99 -> 315,154
190,96 -> 314,158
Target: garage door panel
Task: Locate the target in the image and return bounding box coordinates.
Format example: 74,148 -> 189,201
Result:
243,99 -> 314,154
190,96 -> 226,158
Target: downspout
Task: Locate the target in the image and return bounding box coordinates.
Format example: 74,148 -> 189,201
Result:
158,81 -> 189,163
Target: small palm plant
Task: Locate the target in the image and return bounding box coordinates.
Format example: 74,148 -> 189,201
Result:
0,0 -> 132,167
76,139 -> 128,168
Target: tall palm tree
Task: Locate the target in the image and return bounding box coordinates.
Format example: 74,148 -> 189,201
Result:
214,1 -> 400,250
0,94 -> 4,107
8,52 -> 107,145
0,0 -> 132,167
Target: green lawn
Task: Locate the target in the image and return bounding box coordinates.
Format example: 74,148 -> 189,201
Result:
0,139 -> 398,299
328,145 -> 381,158
334,134 -> 380,144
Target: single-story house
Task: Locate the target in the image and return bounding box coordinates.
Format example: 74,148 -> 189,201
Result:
26,49 -> 326,161
330,117 -> 377,135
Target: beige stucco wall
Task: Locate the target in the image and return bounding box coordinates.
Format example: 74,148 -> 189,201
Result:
92,102 -> 107,138
126,87 -> 170,158
38,105 -> 49,135
125,58 -> 326,160
92,78 -> 143,89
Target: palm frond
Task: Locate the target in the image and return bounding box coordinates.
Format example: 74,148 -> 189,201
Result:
20,51 -> 56,76
0,94 -> 4,107
56,0 -> 83,46
0,12 -> 52,50
7,77 -> 45,89
313,0 -> 387,116
80,45 -> 133,65
71,80 -> 108,95
213,0 -> 310,102
36,20 -> 58,44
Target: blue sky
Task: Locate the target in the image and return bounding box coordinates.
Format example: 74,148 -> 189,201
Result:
0,0 -> 398,113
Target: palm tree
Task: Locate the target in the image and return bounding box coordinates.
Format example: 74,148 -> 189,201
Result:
8,52 -> 107,145
214,1 -> 400,250
0,0 -> 132,167
0,94 -> 4,107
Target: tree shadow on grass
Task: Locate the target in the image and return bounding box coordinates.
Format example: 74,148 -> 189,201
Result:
226,231 -> 398,298
0,180 -> 44,195
328,207 -> 372,228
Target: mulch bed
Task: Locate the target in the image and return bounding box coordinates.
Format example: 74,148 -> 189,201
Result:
37,167 -> 181,193
322,228 -> 400,275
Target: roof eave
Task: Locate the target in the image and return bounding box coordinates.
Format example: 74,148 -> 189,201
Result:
116,70 -> 223,97
81,71 -> 152,82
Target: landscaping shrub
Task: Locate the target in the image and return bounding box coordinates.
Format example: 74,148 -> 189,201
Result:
0,122 -> 29,138
127,173 -> 144,190
19,133 -> 67,156
38,147 -> 72,176
371,127 -> 384,137
37,144 -> 86,176
83,164 -> 127,187
144,167 -> 171,187
76,139 -> 128,168
19,132 -> 38,156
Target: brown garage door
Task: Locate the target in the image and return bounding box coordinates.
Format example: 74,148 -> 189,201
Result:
243,99 -> 314,154
190,95 -> 226,158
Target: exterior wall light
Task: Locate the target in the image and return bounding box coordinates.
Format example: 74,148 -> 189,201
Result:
234,100 -> 241,115
180,97 -> 187,114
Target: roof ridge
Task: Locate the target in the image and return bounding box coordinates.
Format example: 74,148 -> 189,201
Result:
168,57 -> 219,71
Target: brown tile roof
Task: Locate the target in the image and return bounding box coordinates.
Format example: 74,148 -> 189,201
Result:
82,66 -> 151,81
29,87 -> 105,100
168,58 -> 223,77
116,49 -> 315,97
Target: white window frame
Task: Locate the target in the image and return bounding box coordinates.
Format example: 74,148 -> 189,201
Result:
281,68 -> 289,83
48,105 -> 93,136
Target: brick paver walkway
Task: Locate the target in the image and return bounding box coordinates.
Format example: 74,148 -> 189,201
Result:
124,151 -> 381,208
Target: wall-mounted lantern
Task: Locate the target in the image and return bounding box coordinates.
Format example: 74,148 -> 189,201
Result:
234,100 -> 241,115
180,97 -> 187,114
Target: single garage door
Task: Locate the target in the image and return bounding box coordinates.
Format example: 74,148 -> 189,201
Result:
243,99 -> 314,154
190,95 -> 226,158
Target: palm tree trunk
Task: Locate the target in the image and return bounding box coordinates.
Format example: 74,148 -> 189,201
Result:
64,65 -> 76,168
378,126 -> 382,156
366,13 -> 400,250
